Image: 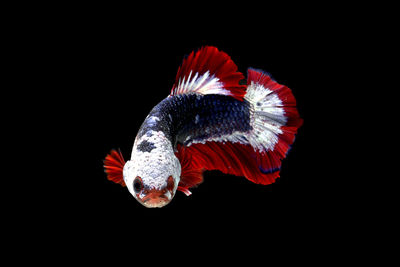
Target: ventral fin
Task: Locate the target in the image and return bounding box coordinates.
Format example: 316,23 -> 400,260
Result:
177,186 -> 192,196
170,46 -> 246,101
104,149 -> 126,186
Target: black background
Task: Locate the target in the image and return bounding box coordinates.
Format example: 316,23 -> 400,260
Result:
21,10 -> 348,261
4,2 -> 384,263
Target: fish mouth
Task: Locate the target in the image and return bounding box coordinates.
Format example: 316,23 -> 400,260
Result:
142,197 -> 170,208
140,189 -> 172,208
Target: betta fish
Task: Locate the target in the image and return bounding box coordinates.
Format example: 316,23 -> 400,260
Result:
104,46 -> 303,208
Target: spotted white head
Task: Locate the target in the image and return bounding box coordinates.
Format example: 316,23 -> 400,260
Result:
123,130 -> 181,208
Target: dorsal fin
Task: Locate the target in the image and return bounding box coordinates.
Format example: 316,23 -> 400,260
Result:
170,46 -> 246,101
104,149 -> 126,186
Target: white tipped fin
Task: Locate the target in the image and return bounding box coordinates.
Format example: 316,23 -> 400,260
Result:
178,186 -> 192,196
170,46 -> 246,100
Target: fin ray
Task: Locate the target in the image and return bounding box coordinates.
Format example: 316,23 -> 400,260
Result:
104,149 -> 126,186
170,46 -> 246,100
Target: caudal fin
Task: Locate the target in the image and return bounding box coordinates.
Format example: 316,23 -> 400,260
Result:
244,68 -> 303,179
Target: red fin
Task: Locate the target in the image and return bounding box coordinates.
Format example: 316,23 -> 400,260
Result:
175,145 -> 204,194
177,186 -> 192,196
171,46 -> 246,101
177,142 -> 280,186
104,149 -> 126,186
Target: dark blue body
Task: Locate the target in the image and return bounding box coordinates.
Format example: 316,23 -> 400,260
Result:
136,94 -> 252,152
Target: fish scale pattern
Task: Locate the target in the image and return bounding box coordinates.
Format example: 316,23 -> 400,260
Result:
136,94 -> 252,150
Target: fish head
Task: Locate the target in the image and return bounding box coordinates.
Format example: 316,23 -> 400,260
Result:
123,151 -> 181,208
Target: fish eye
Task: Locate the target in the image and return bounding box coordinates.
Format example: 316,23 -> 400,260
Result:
133,176 -> 143,194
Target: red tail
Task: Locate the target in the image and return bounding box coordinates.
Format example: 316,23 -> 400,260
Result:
104,149 -> 126,186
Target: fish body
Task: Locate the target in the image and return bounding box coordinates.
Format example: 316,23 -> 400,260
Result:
104,46 -> 303,208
